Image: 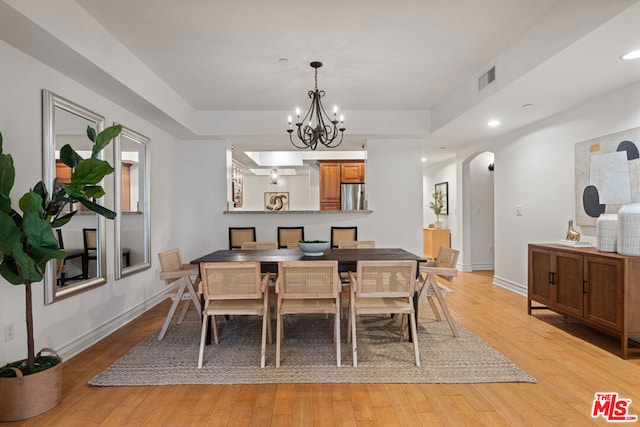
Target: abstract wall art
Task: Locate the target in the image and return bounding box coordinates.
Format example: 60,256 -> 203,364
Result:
575,126 -> 640,226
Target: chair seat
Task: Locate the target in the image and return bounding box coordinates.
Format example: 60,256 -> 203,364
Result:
280,298 -> 337,313
353,297 -> 413,313
205,299 -> 266,315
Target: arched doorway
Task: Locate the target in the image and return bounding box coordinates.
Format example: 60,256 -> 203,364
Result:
461,151 -> 495,271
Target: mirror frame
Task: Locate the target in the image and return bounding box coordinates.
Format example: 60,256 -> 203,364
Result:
43,90 -> 108,304
114,125 -> 151,279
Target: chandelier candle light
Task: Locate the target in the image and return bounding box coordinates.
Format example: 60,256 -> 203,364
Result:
287,61 -> 345,150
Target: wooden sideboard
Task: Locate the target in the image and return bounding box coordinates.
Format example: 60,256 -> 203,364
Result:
423,228 -> 450,260
528,243 -> 640,358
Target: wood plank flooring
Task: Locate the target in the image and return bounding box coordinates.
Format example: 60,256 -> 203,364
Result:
4,270 -> 640,426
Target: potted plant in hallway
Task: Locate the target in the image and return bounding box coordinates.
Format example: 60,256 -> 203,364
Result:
0,125 -> 121,421
430,189 -> 445,228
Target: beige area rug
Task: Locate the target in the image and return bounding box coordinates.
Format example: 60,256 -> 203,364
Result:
89,312 -> 535,386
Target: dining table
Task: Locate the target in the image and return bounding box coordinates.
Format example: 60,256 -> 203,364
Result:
190,247 -> 425,274
191,248 -> 427,342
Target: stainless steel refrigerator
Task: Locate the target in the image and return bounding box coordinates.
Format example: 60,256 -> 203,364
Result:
340,183 -> 365,210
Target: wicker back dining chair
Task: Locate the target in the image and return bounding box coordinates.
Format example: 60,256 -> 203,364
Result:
82,228 -> 97,279
275,261 -> 341,367
277,226 -> 304,249
229,227 -> 256,250
416,246 -> 460,337
198,261 -> 271,368
330,226 -> 358,248
348,260 -> 420,367
157,249 -> 202,340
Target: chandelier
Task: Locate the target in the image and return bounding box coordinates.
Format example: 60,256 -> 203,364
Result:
287,61 -> 345,150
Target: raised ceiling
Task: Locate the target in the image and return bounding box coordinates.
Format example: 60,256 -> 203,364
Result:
2,0 -> 639,165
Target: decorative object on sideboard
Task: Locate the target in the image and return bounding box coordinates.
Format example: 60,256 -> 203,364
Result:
287,61 -> 345,150
596,213 -> 618,252
617,203 -> 640,256
557,219 -> 592,247
566,219 -> 580,241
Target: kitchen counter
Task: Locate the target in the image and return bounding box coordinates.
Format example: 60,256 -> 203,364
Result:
224,210 -> 373,214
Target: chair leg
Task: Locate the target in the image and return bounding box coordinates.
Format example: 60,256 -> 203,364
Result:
176,298 -> 191,324
211,315 -> 219,344
276,309 -> 282,368
261,311 -> 268,369
409,311 -> 420,367
427,296 -> 443,321
158,281 -> 187,340
429,277 -> 459,337
351,305 -> 358,367
198,314 -> 209,368
261,292 -> 269,368
335,299 -> 341,367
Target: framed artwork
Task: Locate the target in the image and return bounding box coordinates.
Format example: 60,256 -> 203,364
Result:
575,126 -> 639,226
264,192 -> 289,211
435,181 -> 449,215
232,161 -> 243,208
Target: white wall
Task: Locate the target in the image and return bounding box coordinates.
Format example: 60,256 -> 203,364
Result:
178,138 -> 425,258
0,41 -> 182,365
492,81 -> 640,294
241,174 -> 312,211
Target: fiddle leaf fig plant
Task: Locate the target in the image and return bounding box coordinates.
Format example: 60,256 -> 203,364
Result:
0,124 -> 121,374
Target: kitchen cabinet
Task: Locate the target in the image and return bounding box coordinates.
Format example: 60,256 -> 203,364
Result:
341,162 -> 365,183
318,160 -> 365,210
56,160 -> 72,184
319,162 -> 341,210
528,243 -> 640,358
423,228 -> 450,260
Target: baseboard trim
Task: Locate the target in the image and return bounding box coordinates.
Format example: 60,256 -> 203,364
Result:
492,275 -> 527,296
56,290 -> 168,362
471,262 -> 494,271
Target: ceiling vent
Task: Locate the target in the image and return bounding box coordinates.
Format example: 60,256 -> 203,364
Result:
478,66 -> 496,91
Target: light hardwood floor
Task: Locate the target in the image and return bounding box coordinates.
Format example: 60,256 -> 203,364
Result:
4,270 -> 640,426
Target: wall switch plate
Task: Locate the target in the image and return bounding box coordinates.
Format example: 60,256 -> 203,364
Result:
4,323 -> 15,341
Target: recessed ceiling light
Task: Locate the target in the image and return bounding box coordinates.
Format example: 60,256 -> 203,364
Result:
278,58 -> 289,64
488,120 -> 501,127
421,157 -> 427,162
621,50 -> 640,60
522,103 -> 533,109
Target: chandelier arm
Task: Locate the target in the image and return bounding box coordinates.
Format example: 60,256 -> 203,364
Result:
287,61 -> 345,150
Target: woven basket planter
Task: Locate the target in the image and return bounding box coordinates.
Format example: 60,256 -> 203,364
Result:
0,349 -> 62,421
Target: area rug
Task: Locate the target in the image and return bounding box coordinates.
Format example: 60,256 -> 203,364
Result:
89,313 -> 535,386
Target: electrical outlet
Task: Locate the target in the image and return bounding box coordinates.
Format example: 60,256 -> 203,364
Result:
516,206 -> 523,216
488,245 -> 493,253
4,323 -> 15,341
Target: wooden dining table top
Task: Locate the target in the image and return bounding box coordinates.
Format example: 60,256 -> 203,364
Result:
190,248 -> 426,273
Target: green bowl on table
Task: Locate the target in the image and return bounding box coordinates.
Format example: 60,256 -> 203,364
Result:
297,241 -> 330,256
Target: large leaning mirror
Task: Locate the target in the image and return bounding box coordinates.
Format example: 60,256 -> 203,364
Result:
43,90 -> 108,304
114,126 -> 150,279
